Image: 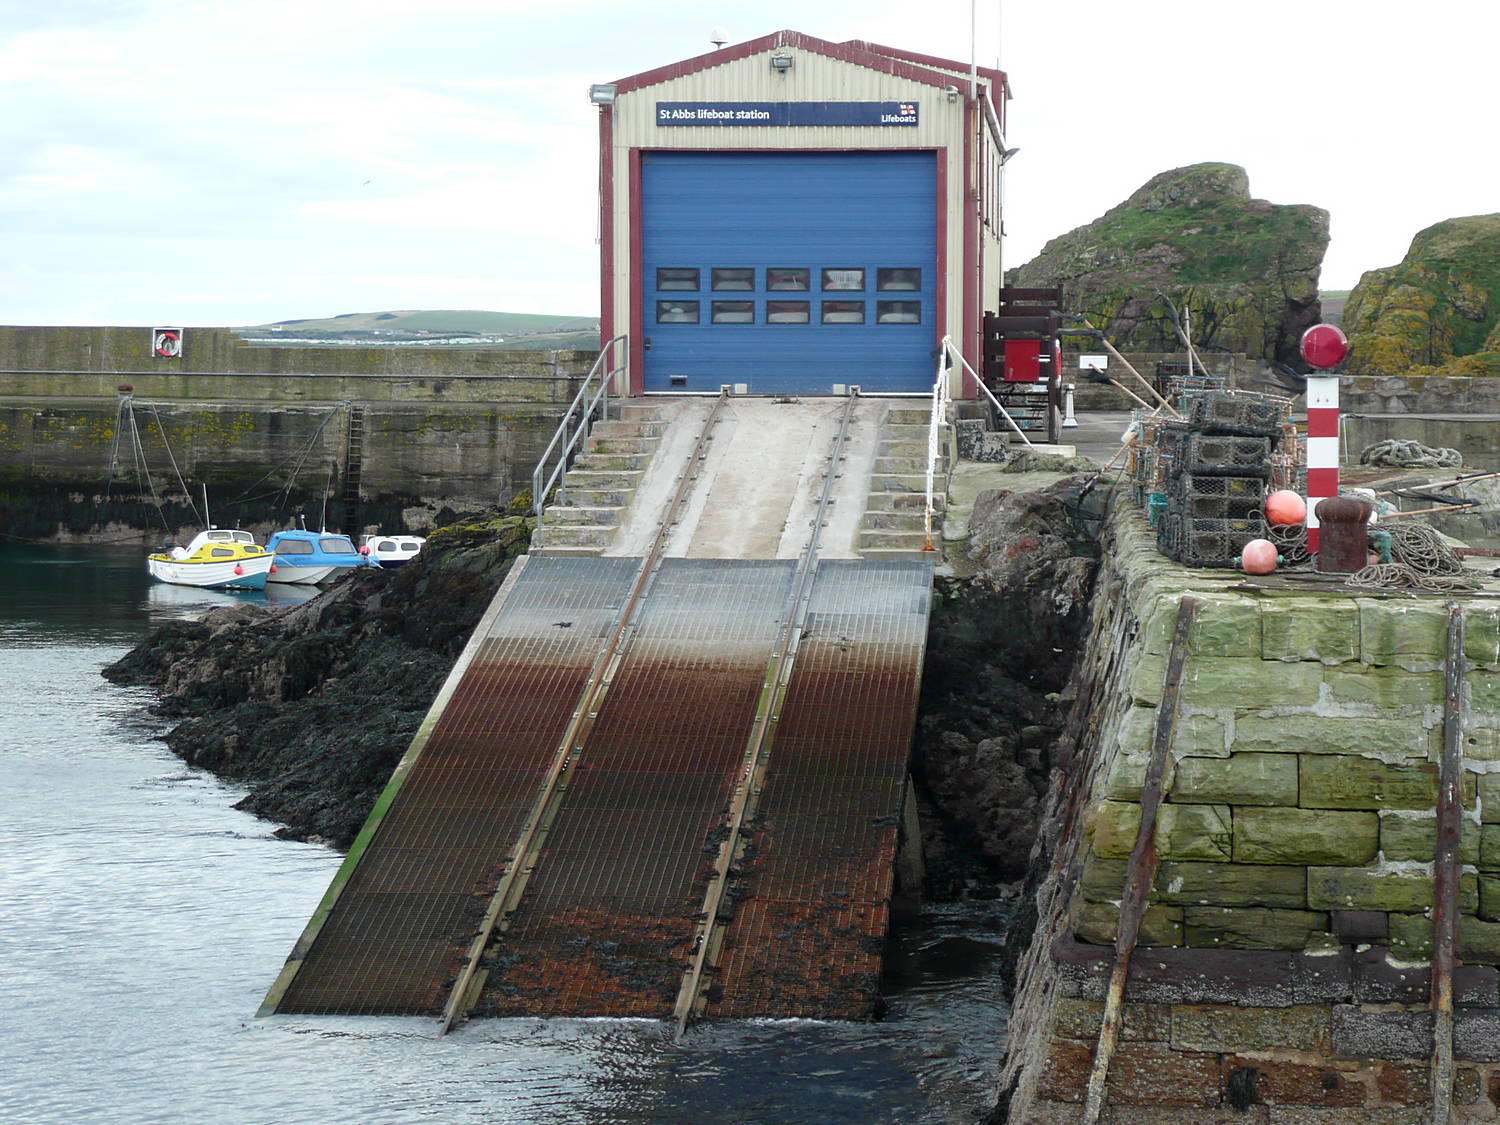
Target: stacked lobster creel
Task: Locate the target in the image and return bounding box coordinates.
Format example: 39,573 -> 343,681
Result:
1153,390 -> 1292,567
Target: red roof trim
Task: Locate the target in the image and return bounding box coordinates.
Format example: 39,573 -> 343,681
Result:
613,29 -> 980,95
843,39 -> 1010,100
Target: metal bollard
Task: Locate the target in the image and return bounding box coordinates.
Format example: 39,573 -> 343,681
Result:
1062,383 -> 1079,429
1314,496 -> 1373,573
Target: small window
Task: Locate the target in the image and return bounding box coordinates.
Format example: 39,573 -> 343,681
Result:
712,267 -> 755,291
400,542 -> 420,552
877,300 -> 921,325
210,547 -> 235,557
877,268 -> 921,291
377,542 -> 397,553
821,268 -> 864,292
821,300 -> 865,324
766,301 -> 810,324
276,539 -> 313,555
711,300 -> 755,324
656,300 -> 700,324
320,537 -> 358,555
656,267 -> 699,291
767,268 -> 809,291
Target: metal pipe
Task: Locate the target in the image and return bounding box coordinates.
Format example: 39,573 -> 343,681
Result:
1431,604 -> 1465,1125
1078,317 -> 1182,419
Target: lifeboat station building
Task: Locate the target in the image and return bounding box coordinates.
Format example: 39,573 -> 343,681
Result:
594,30 -> 1012,398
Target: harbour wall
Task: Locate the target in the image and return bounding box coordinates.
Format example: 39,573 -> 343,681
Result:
0,327 -> 596,541
1000,498 -> 1500,1122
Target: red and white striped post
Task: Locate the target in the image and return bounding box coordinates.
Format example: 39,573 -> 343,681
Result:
1300,324 -> 1349,553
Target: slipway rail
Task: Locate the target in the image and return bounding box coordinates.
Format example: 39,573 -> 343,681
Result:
262,391 -> 934,1026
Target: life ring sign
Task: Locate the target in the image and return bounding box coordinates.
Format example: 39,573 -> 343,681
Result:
152,328 -> 183,358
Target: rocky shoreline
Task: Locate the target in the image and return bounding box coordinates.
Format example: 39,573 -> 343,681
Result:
104,474 -> 1104,902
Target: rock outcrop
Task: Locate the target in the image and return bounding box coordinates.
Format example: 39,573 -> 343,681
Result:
103,513 -> 534,847
1344,213 -> 1500,377
1007,163 -> 1328,367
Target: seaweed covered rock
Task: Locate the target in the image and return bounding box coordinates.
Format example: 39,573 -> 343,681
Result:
1344,213 -> 1500,377
104,514 -> 533,846
1008,163 -> 1328,366
913,477 -> 1102,891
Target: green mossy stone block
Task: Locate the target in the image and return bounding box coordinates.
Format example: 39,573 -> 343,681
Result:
1052,997 -> 1172,1041
1307,866 -> 1476,912
1116,706 -> 1157,759
1103,755 -> 1149,801
1460,916 -> 1500,963
1080,854 -> 1130,903
1171,1002 -> 1331,1052
1326,667 -> 1445,709
1182,906 -> 1331,950
1472,678 -> 1500,714
1179,658 -> 1323,710
1091,800 -> 1233,862
1174,712 -> 1229,758
1173,752 -> 1298,806
1234,807 -> 1380,865
1073,901 -> 1184,947
1381,815 -> 1481,864
1234,714 -> 1432,758
1465,728 -> 1500,763
1482,874 -> 1500,922
1358,600 -> 1450,664
1153,861 -> 1307,908
1482,774 -> 1500,824
1299,755 -> 1460,810
1483,825 -> 1500,870
1464,607 -> 1500,667
1188,600 -> 1262,658
1261,600 -> 1360,664
1141,602 -> 1179,657
1128,652 -> 1168,705
1389,912 -> 1431,958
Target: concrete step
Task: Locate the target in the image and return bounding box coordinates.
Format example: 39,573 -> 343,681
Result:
879,439 -> 930,458
572,452 -> 652,472
618,401 -> 675,422
558,486 -> 633,508
858,528 -> 931,551
588,436 -> 660,455
867,490 -> 946,512
882,422 -> 932,440
859,545 -> 941,562
590,419 -> 666,440
886,408 -> 930,425
869,472 -> 928,493
534,523 -> 617,550
873,456 -> 929,474
530,544 -> 605,558
546,505 -> 622,526
559,469 -> 644,490
861,510 -> 940,532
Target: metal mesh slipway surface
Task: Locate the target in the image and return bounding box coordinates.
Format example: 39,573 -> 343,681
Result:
274,556 -> 641,1015
711,558 -> 934,1019
476,559 -> 795,1017
273,554 -> 934,1021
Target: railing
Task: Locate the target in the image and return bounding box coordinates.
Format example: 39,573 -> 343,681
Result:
940,334 -> 1034,448
923,350 -> 952,552
530,335 -> 627,516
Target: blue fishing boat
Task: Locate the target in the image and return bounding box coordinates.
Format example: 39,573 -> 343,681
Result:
265,527 -> 379,585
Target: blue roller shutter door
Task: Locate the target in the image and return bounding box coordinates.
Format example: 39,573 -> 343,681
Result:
642,150 -> 936,394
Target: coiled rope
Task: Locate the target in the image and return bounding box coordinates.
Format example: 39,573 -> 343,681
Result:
1346,522 -> 1478,592
1360,439 -> 1464,469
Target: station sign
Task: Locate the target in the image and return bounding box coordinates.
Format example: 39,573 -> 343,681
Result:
656,101 -> 919,127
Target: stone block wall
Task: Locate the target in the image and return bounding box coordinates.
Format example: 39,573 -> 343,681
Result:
1000,498 -> 1500,1122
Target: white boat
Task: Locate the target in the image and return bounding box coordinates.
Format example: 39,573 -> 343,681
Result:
361,534 -> 426,568
146,529 -> 274,590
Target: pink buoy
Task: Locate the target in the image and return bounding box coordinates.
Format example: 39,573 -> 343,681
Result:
234,564 -> 245,575
1241,539 -> 1279,575
1265,490 -> 1307,527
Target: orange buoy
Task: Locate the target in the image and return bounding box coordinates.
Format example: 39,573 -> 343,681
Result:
234,564 -> 244,575
1241,539 -> 1279,575
1265,490 -> 1307,526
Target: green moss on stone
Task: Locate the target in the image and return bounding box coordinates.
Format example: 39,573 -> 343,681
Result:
1234,807 -> 1380,865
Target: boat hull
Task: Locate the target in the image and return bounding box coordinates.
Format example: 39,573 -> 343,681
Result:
268,564 -> 338,585
147,554 -> 273,590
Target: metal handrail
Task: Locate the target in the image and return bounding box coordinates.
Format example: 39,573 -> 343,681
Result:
940,334 -> 1033,448
923,349 -> 952,552
530,334 -> 627,516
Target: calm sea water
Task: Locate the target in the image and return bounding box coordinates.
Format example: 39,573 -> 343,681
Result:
0,542 -> 1008,1125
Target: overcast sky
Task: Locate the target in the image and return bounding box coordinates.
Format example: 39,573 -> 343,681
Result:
3,0 -> 1495,326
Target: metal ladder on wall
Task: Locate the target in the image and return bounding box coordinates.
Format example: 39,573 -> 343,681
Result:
343,402 -> 365,530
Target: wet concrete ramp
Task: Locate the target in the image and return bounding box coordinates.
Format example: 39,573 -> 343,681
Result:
265,553 -> 932,1021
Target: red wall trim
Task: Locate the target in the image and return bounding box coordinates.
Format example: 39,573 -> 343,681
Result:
842,39 -> 1009,101
961,104 -> 979,399
613,29 -> 977,95
627,149 -> 644,395
598,107 -> 614,348
934,149 -> 947,381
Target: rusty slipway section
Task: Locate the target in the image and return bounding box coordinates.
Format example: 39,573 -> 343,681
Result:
265,552 -> 933,1020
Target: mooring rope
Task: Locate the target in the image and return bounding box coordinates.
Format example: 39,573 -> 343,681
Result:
1268,523 -> 1311,568
1345,522 -> 1478,591
1360,438 -> 1464,469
